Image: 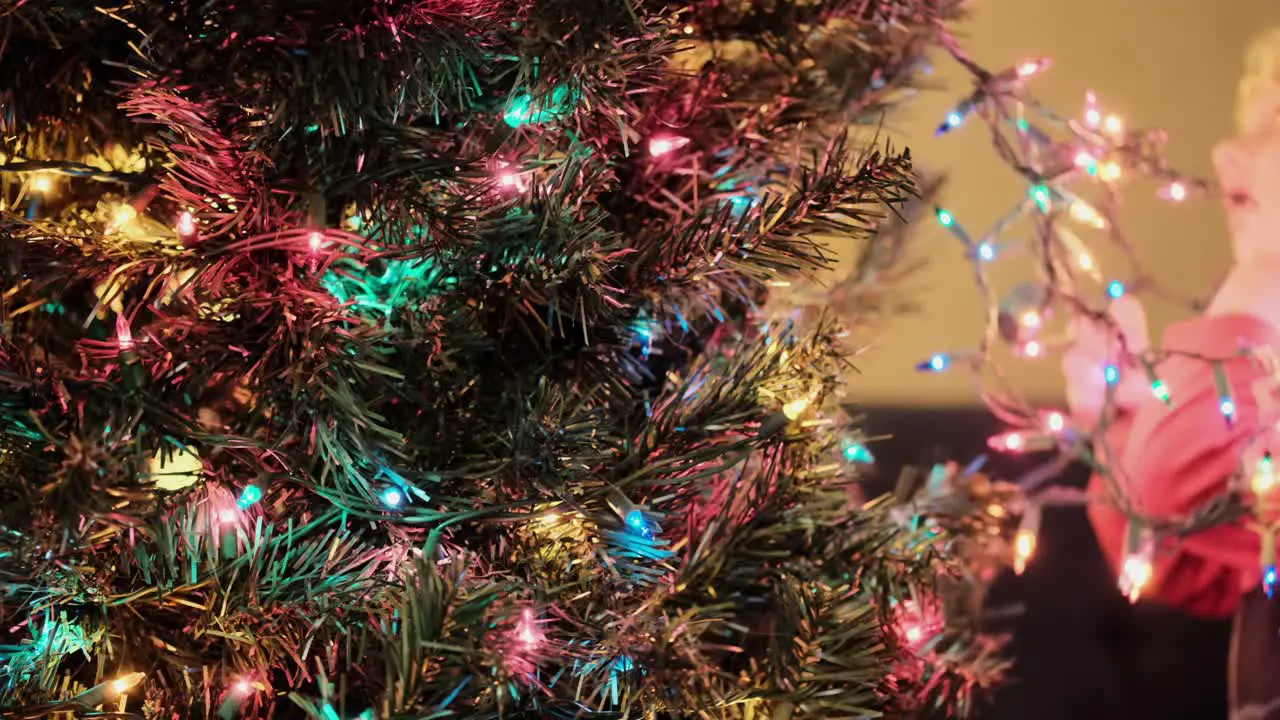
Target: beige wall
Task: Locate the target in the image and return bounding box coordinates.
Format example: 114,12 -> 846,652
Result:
848,0 -> 1278,407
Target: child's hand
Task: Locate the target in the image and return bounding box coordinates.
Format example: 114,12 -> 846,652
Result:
1061,295 -> 1151,428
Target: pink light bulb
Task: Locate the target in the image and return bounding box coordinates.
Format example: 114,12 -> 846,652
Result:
1161,181 -> 1188,202
308,231 -> 325,253
515,607 -> 544,650
1083,90 -> 1101,128
1015,58 -> 1049,78
647,135 -> 690,158
177,211 -> 196,237
115,314 -> 134,351
494,162 -> 530,193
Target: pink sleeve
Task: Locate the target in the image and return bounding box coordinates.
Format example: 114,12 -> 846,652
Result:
1086,314 -> 1278,618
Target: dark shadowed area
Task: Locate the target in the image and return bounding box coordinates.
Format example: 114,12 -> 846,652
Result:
861,408 -> 1233,720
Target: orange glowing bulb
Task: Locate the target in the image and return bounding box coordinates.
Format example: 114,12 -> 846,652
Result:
1014,528 -> 1037,575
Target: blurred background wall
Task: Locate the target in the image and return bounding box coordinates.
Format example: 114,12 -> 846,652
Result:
850,0 -> 1279,408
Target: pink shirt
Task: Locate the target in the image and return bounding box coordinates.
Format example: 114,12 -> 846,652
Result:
1088,313 -> 1280,618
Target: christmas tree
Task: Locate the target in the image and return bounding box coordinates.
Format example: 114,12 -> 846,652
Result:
0,1 -> 1008,718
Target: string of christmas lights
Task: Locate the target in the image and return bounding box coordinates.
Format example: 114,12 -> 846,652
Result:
921,33 -> 1273,606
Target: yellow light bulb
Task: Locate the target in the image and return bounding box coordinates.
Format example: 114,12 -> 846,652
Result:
1119,552 -> 1153,604
1099,162 -> 1122,182
30,173 -> 53,194
782,395 -> 811,421
1103,114 -> 1124,136
1077,252 -> 1095,271
149,445 -> 203,491
109,672 -> 145,696
112,204 -> 138,229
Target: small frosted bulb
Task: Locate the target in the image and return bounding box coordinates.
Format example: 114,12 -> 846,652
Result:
308,231 -> 325,253
1077,252 -> 1095,272
1020,310 -> 1042,329
977,242 -> 996,261
903,622 -> 924,645
1021,340 -> 1043,358
233,678 -> 254,695
1103,114 -> 1124,137
1099,162 -> 1122,182
1045,411 -> 1065,433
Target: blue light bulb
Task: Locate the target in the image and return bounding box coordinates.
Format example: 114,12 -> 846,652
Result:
917,353 -> 950,373
381,488 -> 404,508
1107,281 -> 1125,299
1104,365 -> 1120,385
